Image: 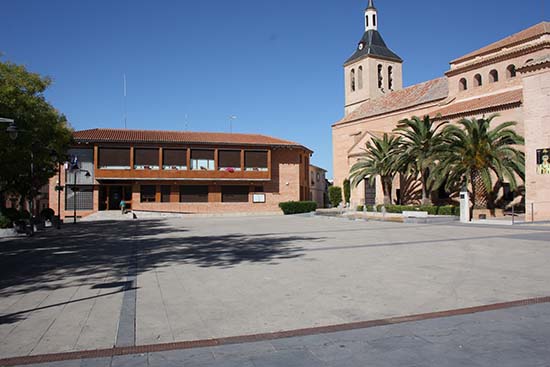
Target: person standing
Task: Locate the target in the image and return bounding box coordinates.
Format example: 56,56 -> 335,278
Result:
120,200 -> 126,215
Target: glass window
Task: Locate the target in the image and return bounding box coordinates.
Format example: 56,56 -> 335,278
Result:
180,186 -> 209,203
350,69 -> 356,92
163,149 -> 187,170
190,149 -> 215,170
218,150 -> 241,171
222,186 -> 249,203
244,151 -> 268,171
140,185 -> 156,203
98,148 -> 130,169
134,148 -> 159,170
65,186 -> 94,210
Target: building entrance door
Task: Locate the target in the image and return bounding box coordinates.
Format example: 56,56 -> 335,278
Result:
99,185 -> 133,211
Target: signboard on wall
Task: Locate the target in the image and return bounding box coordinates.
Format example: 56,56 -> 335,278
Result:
253,194 -> 266,203
537,149 -> 550,175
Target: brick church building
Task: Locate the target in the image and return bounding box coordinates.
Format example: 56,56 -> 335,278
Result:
332,0 -> 550,220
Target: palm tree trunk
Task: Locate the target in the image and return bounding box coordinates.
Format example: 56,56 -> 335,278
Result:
471,169 -> 488,209
420,169 -> 430,205
382,176 -> 392,205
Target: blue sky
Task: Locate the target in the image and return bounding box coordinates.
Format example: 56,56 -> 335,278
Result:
1,0 -> 546,177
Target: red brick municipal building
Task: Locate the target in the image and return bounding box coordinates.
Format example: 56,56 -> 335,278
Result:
50,129 -> 312,219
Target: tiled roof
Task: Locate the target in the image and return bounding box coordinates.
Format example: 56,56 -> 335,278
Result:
345,30 -> 402,65
334,77 -> 448,126
73,128 -> 311,151
451,22 -> 550,64
430,89 -> 523,119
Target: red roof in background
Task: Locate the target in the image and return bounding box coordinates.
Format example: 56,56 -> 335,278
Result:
451,22 -> 549,64
430,89 -> 523,119
73,128 -> 312,152
334,77 -> 449,126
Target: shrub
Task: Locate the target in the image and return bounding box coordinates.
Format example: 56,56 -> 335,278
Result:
19,210 -> 31,219
343,179 -> 351,204
356,205 -> 364,211
0,214 -> 12,229
328,186 -> 342,207
376,205 -> 460,216
438,205 -> 459,216
40,208 -> 55,220
1,208 -> 20,222
279,201 -> 317,215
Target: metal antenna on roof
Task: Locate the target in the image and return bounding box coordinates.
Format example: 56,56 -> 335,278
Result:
123,74 -> 127,129
229,115 -> 237,133
184,114 -> 189,131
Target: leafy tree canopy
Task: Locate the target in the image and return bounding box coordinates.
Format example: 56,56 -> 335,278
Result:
0,58 -> 73,202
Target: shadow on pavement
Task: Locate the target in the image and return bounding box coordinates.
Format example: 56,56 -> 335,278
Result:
0,219 -> 315,319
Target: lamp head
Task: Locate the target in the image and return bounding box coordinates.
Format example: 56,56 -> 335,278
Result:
6,122 -> 18,140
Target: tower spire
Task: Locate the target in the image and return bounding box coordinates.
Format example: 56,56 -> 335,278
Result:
365,0 -> 378,31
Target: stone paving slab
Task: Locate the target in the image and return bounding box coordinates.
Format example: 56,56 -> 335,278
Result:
14,302 -> 550,366
1,215 -> 549,362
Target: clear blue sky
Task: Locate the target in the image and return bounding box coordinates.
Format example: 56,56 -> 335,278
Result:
1,0 -> 546,178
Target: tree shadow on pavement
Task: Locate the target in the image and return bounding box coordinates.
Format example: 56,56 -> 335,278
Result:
0,219 -> 317,302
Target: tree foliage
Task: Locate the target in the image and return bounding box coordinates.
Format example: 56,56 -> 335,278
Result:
394,115 -> 448,205
430,115 -> 524,212
343,178 -> 351,204
328,186 -> 342,207
349,133 -> 401,205
0,59 -> 73,206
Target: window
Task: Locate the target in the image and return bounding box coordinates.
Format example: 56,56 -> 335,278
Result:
474,74 -> 482,87
65,186 -> 94,210
502,183 -> 514,202
377,64 -> 383,88
222,186 -> 249,203
253,186 -> 264,192
218,150 -> 241,171
161,185 -> 171,203
245,151 -> 268,171
316,172 -> 321,182
180,185 -> 209,203
134,148 -> 159,170
489,69 -> 499,83
98,148 -> 130,169
459,78 -> 468,91
357,66 -> 363,90
140,185 -> 156,203
388,66 -> 393,90
373,14 -> 376,27
350,69 -> 356,92
507,64 -> 516,78
163,149 -> 187,170
190,149 -> 214,170
366,15 -> 369,27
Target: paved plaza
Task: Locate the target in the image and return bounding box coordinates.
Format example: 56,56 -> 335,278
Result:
0,215 -> 549,366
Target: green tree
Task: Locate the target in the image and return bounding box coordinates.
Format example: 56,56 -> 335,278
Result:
343,178 -> 351,205
394,115 -> 448,205
328,186 -> 343,208
431,115 -> 524,216
349,133 -> 402,205
0,59 -> 73,212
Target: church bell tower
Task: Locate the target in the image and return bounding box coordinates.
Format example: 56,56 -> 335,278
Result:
344,0 -> 403,115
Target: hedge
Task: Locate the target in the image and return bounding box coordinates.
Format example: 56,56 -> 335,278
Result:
279,201 -> 318,215
328,186 -> 342,207
40,208 -> 55,220
370,204 -> 460,216
0,214 -> 11,229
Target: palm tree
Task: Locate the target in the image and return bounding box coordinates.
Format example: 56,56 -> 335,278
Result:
394,115 -> 448,205
349,133 -> 401,205
431,114 -> 524,216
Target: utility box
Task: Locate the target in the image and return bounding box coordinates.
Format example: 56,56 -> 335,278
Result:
460,190 -> 470,223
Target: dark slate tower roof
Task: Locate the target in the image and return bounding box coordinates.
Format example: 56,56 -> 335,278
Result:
366,0 -> 376,10
345,30 -> 403,65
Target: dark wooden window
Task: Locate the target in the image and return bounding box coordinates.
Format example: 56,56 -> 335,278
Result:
161,185 -> 171,203
244,151 -> 268,171
191,149 -> 215,170
459,78 -> 468,91
134,148 -> 159,169
222,186 -> 249,203
163,149 -> 187,170
253,186 -> 264,192
98,148 -> 130,168
180,185 -> 208,203
140,185 -> 156,203
507,64 -> 516,78
218,150 -> 241,170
